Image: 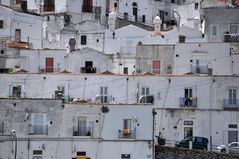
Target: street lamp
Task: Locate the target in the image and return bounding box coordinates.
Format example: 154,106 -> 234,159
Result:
12,130 -> 17,159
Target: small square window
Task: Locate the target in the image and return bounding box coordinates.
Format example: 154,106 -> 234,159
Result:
0,20 -> 3,29
81,35 -> 87,45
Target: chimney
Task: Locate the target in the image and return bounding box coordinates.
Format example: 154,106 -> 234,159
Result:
154,16 -> 162,34
21,0 -> 28,12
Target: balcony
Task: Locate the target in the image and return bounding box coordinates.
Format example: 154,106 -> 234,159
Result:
29,124 -> 48,135
118,128 -> 136,139
191,66 -> 209,74
73,126 -> 93,137
180,97 -> 197,107
223,99 -> 239,109
100,95 -> 112,104
40,67 -> 61,73
80,67 -> 97,73
139,95 -> 154,104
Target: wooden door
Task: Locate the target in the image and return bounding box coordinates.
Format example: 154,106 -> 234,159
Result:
45,58 -> 54,73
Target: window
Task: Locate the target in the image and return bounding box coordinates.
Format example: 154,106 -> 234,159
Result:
184,120 -> 193,138
0,121 -> 3,133
0,20 -> 3,29
15,29 -> 21,42
43,0 -> 55,12
73,116 -> 92,136
121,154 -> 130,159
123,67 -> 128,74
184,88 -> 193,106
81,35 -> 87,45
100,87 -> 109,103
77,151 -> 86,156
229,124 -> 237,129
30,114 -> 47,135
12,85 -> 21,99
194,3 -> 199,10
142,87 -> 149,96
229,88 -> 237,105
142,15 -> 145,23
32,150 -> 43,159
230,24 -> 238,34
123,119 -> 131,130
124,12 -> 128,20
212,26 -> 217,36
114,2 -> 117,8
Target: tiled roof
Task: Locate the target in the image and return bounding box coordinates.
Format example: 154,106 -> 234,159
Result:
0,41 -> 30,49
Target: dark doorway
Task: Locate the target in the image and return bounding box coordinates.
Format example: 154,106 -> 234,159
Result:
132,2 -> 137,21
85,61 -> 93,73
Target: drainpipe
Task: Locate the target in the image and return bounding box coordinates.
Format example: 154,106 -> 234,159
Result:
209,78 -> 215,152
152,109 -> 157,159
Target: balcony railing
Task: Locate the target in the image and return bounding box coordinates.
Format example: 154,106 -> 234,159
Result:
223,99 -> 239,109
100,95 -> 112,104
40,67 -> 61,73
29,124 -> 48,135
80,67 -> 97,73
191,66 -> 209,74
73,126 -> 93,137
180,97 -> 197,107
118,128 -> 136,139
139,95 -> 154,104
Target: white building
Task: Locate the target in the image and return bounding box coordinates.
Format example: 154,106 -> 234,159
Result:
19,47 -> 113,74
0,5 -> 43,49
0,99 -> 153,159
173,42 -> 239,76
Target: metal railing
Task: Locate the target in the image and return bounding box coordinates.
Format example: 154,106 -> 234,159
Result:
73,126 -> 93,137
191,66 -> 209,74
116,12 -> 153,27
80,67 -> 97,73
99,95 -> 112,104
139,95 -> 154,104
223,99 -> 239,109
39,67 -> 61,73
180,97 -> 197,107
118,128 -> 136,139
29,124 -> 48,135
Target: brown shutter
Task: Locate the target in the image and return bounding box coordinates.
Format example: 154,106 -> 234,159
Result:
45,58 -> 54,72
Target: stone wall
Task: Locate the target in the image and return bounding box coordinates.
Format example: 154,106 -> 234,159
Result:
155,146 -> 239,159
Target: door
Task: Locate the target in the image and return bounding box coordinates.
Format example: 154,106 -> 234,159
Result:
15,29 -> 21,42
12,86 -> 21,98
78,116 -> 87,136
34,114 -> 43,135
185,88 -> 193,106
85,61 -> 93,73
152,60 -> 160,74
45,57 -> 54,73
132,2 -> 137,21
